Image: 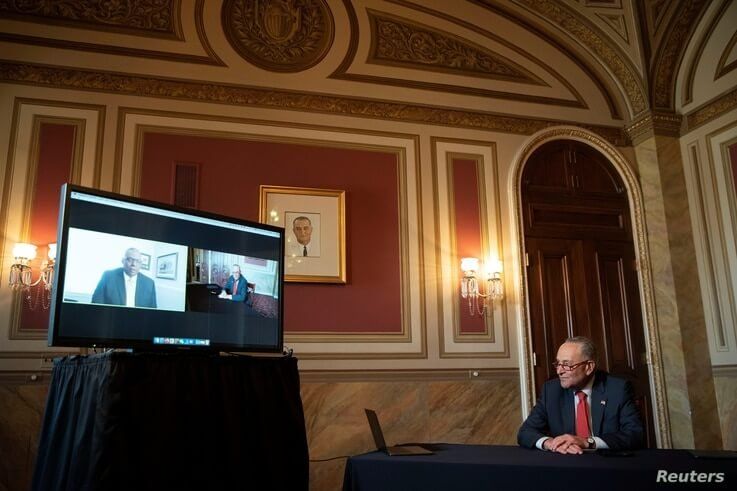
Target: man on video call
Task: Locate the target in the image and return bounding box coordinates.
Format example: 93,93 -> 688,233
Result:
91,247 -> 157,308
517,336 -> 644,453
220,264 -> 248,302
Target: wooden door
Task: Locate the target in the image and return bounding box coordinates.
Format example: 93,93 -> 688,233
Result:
522,140 -> 655,447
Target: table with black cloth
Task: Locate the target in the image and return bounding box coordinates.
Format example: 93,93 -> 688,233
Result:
32,351 -> 309,491
343,444 -> 734,491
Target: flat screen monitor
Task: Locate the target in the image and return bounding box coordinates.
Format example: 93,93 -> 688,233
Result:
48,184 -> 284,352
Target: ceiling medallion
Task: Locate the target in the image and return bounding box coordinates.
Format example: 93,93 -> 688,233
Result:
223,0 -> 334,72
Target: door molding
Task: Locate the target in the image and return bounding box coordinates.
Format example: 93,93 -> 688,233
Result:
509,126 -> 672,448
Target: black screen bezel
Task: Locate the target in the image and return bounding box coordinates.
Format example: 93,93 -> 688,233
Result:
48,183 -> 285,353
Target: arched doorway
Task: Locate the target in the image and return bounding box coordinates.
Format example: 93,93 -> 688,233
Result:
521,139 -> 655,447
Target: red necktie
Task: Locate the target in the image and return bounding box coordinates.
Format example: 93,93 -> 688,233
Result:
575,391 -> 591,437
232,279 -> 238,296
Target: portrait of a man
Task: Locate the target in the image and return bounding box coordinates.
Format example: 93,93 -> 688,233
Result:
286,212 -> 320,258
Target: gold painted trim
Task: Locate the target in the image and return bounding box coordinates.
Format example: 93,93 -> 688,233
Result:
595,13 -> 630,45
119,112 -> 427,355
512,127 -> 672,448
0,33 -> 223,67
471,0 -> 639,117
431,137 -> 511,359
0,2 -> 224,67
624,110 -> 682,144
702,124 -> 737,355
0,61 -> 629,146
8,115 -> 85,340
0,0 -> 182,40
0,98 -> 23,284
446,152 -> 493,341
332,3 -> 592,110
650,0 -> 710,110
221,0 -> 334,73
299,367 -> 519,383
258,185 -> 346,284
715,29 -> 737,80
366,9 -> 546,85
682,0 -> 730,106
685,86 -> 737,132
383,0 -> 595,113
288,351 -> 427,360
686,142 -> 728,351
0,98 -> 106,341
194,0 -> 225,67
712,365 -> 737,376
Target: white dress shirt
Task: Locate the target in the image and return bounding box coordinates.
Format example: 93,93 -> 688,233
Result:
124,272 -> 137,307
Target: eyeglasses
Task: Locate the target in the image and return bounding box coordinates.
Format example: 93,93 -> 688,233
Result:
551,360 -> 591,371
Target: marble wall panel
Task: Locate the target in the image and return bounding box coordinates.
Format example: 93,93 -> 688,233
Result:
302,376 -> 521,491
714,372 -> 737,450
0,375 -> 524,491
0,382 -> 48,491
653,136 -> 722,449
635,137 -> 695,448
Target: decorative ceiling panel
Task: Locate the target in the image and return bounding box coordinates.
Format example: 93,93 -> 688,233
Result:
367,10 -> 543,84
0,0 -> 181,38
221,0 -> 334,72
0,0 -> 222,65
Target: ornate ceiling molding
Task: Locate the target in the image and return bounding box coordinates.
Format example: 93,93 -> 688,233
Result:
0,60 -> 628,145
0,0 -> 224,66
715,29 -> 737,80
595,13 -> 629,44
333,1 -> 590,111
474,0 -> 646,117
685,86 -> 737,133
367,10 -> 543,84
624,109 -> 682,145
650,0 -> 710,110
681,0 -> 730,106
221,0 -> 334,72
467,0 -> 627,119
0,0 -> 181,39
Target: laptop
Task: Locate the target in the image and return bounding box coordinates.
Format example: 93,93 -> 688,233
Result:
364,408 -> 433,456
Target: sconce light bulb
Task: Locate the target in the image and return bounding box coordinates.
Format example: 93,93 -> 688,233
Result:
460,257 -> 479,273
12,242 -> 37,261
48,243 -> 57,261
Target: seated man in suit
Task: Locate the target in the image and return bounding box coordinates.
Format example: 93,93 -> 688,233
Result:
518,336 -> 643,453
91,247 -> 157,308
220,264 -> 248,302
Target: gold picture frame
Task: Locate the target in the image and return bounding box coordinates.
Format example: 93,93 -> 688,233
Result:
259,185 -> 346,283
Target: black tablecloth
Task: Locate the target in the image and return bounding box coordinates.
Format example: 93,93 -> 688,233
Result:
32,351 -> 308,491
343,444 -> 734,491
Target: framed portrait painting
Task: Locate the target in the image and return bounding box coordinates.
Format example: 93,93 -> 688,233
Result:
259,185 -> 346,283
139,253 -> 151,271
156,252 -> 178,280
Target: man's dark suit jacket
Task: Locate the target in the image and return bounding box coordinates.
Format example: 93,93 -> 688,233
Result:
224,275 -> 248,302
91,268 -> 157,308
517,370 -> 644,450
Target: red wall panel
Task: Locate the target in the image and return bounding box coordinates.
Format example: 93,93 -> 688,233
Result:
452,158 -> 486,333
140,132 -> 402,333
21,123 -> 75,328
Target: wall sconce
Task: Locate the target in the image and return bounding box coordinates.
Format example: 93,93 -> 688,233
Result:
8,242 -> 56,310
460,257 -> 503,316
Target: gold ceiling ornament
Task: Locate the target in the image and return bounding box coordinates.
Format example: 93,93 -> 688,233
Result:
0,0 -> 177,35
222,0 -> 334,72
368,10 -> 541,84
